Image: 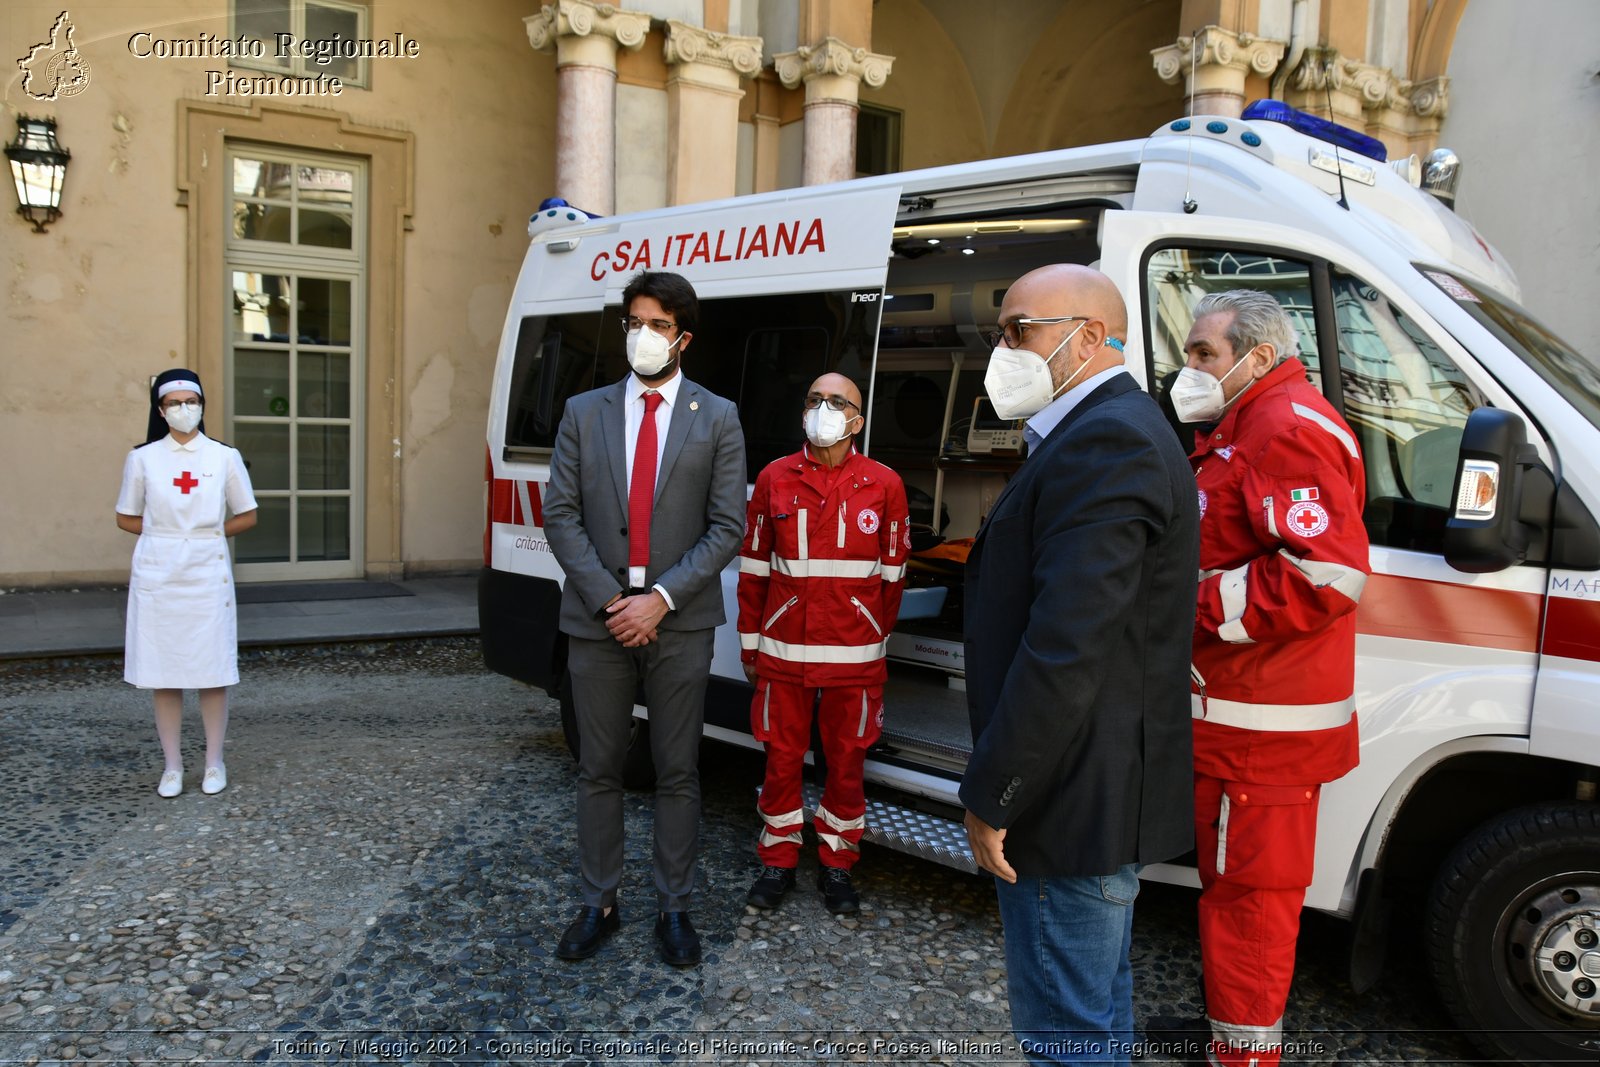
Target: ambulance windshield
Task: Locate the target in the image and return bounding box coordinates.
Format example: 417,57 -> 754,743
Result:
1422,269 -> 1600,434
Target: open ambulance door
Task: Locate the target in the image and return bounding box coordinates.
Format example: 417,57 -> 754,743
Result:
484,186 -> 900,695
584,187 -> 904,685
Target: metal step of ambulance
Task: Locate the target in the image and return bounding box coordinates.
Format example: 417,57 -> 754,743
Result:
873,730 -> 971,775
801,782 -> 978,875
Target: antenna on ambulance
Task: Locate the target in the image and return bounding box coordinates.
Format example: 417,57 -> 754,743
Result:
1322,64 -> 1351,211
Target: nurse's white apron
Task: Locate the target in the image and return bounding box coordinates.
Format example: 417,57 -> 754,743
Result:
121,436 -> 247,689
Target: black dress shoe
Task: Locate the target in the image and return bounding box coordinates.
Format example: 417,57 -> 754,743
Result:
818,865 -> 860,914
746,865 -> 797,909
654,911 -> 701,966
556,905 -> 619,960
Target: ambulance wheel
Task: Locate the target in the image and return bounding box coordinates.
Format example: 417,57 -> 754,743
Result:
1425,802 -> 1600,1066
557,671 -> 657,792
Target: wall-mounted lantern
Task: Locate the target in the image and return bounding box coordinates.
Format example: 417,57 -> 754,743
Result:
4,116 -> 71,233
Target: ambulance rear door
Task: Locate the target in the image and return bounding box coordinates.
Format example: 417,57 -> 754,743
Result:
485,186 -> 901,690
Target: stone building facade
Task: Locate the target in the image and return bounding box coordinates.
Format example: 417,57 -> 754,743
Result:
1,0 -> 1589,587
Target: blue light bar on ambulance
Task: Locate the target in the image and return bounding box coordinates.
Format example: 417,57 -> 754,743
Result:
1241,99 -> 1387,162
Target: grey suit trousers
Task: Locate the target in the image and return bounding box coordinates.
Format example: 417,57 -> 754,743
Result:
569,626 -> 715,912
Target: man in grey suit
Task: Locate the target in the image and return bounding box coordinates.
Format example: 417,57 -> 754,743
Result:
543,270 -> 746,967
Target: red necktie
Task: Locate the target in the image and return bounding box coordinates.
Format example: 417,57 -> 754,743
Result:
629,391 -> 664,570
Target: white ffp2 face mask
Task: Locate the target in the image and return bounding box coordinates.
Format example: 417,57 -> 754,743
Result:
164,402 -> 202,434
982,320 -> 1089,422
626,326 -> 682,378
1169,354 -> 1255,424
804,405 -> 858,448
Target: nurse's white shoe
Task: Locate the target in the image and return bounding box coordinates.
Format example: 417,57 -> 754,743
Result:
202,764 -> 227,795
157,770 -> 183,798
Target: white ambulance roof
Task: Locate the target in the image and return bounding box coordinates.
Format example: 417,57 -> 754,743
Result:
523,112 -> 1520,305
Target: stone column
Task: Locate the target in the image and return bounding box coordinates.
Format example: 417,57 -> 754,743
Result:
663,21 -> 763,205
773,37 -> 894,186
1152,25 -> 1286,118
526,0 -> 653,215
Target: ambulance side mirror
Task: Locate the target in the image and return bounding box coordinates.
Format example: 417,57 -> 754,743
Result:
1443,407 -> 1600,573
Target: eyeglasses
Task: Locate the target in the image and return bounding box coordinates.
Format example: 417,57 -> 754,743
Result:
161,398 -> 201,410
983,316 -> 1089,350
620,315 -> 678,334
803,393 -> 858,412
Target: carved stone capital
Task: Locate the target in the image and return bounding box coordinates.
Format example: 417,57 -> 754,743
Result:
526,0 -> 652,60
1346,58 -> 1404,110
1288,46 -> 1345,92
1408,76 -> 1450,119
1151,25 -> 1285,86
774,36 -> 895,101
663,20 -> 763,78
1287,48 -> 1450,122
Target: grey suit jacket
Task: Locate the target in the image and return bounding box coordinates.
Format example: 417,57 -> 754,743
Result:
544,374 -> 747,640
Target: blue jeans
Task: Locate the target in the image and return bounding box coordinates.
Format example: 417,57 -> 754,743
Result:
994,866 -> 1140,1066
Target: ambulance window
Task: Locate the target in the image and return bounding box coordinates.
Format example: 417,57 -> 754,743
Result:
1144,247 -> 1319,442
503,311 -> 607,454
1331,269 -> 1486,553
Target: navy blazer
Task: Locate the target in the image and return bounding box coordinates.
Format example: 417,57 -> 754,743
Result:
960,372 -> 1200,877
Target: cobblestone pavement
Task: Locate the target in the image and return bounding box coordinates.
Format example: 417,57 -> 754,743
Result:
0,641 -> 1483,1065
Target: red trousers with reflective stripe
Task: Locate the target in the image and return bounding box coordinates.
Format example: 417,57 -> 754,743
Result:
752,678 -> 882,870
1194,773 -> 1322,1067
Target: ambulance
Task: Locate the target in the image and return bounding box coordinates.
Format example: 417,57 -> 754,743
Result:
481,102 -> 1600,1064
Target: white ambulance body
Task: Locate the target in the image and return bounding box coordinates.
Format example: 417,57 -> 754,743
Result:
482,106 -> 1600,1064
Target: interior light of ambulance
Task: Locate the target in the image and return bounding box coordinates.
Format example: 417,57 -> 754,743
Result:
891,218 -> 1088,241
1240,99 -> 1388,162
1454,460 -> 1500,520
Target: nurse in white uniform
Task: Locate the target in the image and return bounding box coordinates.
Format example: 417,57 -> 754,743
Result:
115,369 -> 258,798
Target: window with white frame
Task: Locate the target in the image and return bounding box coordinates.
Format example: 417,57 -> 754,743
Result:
231,1 -> 371,88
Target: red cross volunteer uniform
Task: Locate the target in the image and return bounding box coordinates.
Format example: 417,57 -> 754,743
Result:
117,433 -> 258,689
736,445 -> 908,871
1189,355 -> 1369,1067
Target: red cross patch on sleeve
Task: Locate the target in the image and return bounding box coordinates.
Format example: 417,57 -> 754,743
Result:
1286,500 -> 1330,536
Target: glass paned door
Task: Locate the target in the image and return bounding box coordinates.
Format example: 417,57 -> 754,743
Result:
226,149 -> 364,579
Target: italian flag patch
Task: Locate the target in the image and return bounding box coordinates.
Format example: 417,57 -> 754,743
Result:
1290,487 -> 1320,502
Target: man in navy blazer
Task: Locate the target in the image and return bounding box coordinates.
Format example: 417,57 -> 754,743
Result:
961,265 -> 1199,1065
544,271 -> 746,967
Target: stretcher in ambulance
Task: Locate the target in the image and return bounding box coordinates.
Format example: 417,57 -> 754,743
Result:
482,103 -> 1600,1064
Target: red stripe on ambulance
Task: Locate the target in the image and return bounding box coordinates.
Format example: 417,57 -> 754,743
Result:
1356,573 -> 1600,663
1543,595 -> 1600,661
1356,573 -> 1540,653
484,448 -> 544,565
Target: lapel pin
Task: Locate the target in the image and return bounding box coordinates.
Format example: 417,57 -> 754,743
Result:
690,401 -> 699,411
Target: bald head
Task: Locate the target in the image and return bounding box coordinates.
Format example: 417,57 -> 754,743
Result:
808,372 -> 862,414
1005,264 -> 1128,340
997,264 -> 1129,393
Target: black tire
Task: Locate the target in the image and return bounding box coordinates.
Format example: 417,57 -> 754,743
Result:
1425,802 -> 1600,1067
557,671 -> 657,792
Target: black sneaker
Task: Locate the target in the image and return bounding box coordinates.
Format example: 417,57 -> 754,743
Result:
817,865 -> 860,914
746,865 -> 797,910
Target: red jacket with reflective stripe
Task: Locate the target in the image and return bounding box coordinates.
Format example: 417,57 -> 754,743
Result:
736,446 -> 909,686
1190,359 -> 1369,785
